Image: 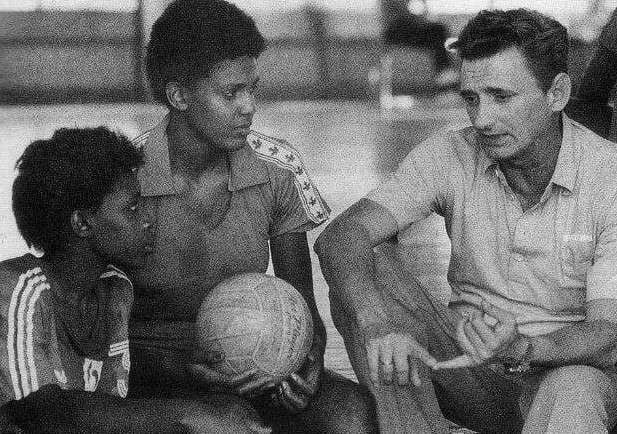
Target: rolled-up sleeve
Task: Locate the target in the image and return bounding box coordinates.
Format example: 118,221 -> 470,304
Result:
367,130 -> 454,233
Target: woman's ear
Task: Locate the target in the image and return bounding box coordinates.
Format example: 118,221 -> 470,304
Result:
165,81 -> 189,111
546,72 -> 572,113
70,210 -> 91,238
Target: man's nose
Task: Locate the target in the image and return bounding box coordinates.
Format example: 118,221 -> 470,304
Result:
472,102 -> 496,131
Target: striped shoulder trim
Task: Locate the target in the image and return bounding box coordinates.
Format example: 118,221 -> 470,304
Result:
247,131 -> 329,224
131,129 -> 152,149
6,267 -> 50,400
100,265 -> 133,288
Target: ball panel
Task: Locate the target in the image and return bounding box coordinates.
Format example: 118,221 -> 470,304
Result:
196,273 -> 314,379
197,308 -> 266,340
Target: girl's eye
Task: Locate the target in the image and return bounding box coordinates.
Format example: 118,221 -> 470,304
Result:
462,95 -> 477,105
495,93 -> 513,103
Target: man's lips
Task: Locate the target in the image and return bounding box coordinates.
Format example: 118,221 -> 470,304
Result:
479,133 -> 508,145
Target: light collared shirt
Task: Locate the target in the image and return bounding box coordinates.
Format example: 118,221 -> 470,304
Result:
129,116 -> 329,322
368,114 -> 617,336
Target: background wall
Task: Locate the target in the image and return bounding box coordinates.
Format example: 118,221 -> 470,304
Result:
0,0 -> 614,104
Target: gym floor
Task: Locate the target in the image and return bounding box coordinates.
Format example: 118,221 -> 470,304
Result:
0,97 -> 466,379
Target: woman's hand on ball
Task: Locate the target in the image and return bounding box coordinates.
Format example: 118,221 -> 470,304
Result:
274,347 -> 322,413
187,364 -> 276,398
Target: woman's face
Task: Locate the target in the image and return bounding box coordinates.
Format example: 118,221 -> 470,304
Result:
87,173 -> 153,270
182,55 -> 260,151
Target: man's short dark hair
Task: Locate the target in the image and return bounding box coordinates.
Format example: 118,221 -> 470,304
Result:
12,127 -> 144,256
451,8 -> 568,91
146,0 -> 267,105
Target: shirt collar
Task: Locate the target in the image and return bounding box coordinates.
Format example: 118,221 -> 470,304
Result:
479,113 -> 579,194
137,115 -> 269,197
550,113 -> 579,194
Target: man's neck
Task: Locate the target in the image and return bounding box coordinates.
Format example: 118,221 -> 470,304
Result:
499,116 -> 563,207
167,111 -> 226,178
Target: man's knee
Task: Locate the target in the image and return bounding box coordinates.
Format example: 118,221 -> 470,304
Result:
539,365 -> 611,399
524,365 -> 617,433
320,378 -> 378,434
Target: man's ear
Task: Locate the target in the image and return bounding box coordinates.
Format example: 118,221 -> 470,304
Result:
70,210 -> 91,238
165,81 -> 189,111
546,72 -> 571,113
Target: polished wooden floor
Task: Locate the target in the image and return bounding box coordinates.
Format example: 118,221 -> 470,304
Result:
0,98 -> 467,379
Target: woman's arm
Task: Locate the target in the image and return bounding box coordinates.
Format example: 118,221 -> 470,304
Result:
270,231 -> 327,353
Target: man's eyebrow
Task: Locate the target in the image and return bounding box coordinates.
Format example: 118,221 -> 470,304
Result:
458,89 -> 475,97
485,86 -> 514,95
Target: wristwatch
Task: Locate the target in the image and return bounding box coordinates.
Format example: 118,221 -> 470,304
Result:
502,337 -> 534,375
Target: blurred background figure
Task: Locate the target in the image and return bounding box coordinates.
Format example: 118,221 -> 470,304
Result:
381,0 -> 458,92
1,2 -> 617,429
566,6 -> 617,139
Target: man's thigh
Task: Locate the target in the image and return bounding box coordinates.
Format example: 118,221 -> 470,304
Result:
521,365 -> 617,434
332,249 -> 524,433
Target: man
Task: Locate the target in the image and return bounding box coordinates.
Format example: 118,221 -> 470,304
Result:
316,8 -> 617,434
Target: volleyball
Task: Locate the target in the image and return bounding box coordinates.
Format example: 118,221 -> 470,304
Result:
196,273 -> 313,380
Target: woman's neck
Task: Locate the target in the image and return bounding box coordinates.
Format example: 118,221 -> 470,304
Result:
43,245 -> 107,294
167,111 -> 226,178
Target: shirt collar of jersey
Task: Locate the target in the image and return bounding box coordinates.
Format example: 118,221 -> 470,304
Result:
137,114 -> 269,197
479,113 -> 579,194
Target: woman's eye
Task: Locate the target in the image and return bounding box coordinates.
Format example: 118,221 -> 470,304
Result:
129,204 -> 138,212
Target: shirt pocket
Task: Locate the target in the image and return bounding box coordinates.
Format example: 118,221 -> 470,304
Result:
560,234 -> 594,286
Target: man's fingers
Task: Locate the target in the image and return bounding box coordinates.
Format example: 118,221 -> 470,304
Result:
380,357 -> 394,384
457,319 -> 482,364
433,355 -> 476,370
410,359 -> 422,386
469,315 -> 500,350
481,300 -> 515,326
393,351 -> 409,385
366,340 -> 380,384
464,320 -> 491,361
408,339 -> 438,369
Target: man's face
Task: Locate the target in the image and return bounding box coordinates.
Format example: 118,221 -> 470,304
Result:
459,47 -> 554,163
88,173 -> 152,269
182,55 -> 259,151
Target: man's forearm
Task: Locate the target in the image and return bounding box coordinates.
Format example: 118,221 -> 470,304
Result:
525,320 -> 617,369
315,219 -> 390,328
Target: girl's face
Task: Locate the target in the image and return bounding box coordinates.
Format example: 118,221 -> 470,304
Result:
182,55 -> 260,151
87,173 -> 152,270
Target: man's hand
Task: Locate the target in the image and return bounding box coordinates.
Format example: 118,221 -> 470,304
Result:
434,301 -> 518,370
270,342 -> 323,413
362,322 -> 437,386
